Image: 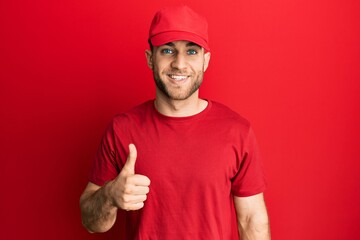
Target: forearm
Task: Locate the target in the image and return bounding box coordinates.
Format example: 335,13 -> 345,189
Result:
80,182 -> 118,233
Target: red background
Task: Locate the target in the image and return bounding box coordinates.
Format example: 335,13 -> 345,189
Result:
1,0 -> 359,239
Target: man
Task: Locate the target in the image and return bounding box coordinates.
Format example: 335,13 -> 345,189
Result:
80,5 -> 270,240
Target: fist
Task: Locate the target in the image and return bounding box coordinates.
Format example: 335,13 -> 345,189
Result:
109,144 -> 151,211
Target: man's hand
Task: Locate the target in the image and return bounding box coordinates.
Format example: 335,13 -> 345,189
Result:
108,144 -> 151,211
79,144 -> 150,232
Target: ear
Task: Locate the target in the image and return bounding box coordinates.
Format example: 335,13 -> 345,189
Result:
145,50 -> 153,69
203,52 -> 211,72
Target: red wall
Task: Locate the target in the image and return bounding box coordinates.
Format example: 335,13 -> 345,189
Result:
1,0 -> 359,239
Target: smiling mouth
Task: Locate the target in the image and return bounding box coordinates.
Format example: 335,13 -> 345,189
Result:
168,74 -> 189,81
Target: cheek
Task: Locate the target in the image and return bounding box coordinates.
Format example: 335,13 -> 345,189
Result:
153,59 -> 169,71
190,60 -> 205,72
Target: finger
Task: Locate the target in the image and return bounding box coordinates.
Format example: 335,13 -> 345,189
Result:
123,185 -> 150,195
120,195 -> 147,210
122,144 -> 137,175
123,194 -> 148,204
127,174 -> 151,186
126,202 -> 145,211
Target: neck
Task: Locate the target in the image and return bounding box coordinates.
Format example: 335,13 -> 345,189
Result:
154,91 -> 208,117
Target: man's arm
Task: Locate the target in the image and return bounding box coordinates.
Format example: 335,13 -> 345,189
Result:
234,193 -> 270,240
80,182 -> 119,233
79,144 -> 150,233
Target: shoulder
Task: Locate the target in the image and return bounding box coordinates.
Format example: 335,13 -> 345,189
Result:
208,100 -> 251,129
112,100 -> 154,124
102,100 -> 155,136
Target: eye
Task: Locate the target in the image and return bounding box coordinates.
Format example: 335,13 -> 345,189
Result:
161,48 -> 174,55
187,49 -> 198,55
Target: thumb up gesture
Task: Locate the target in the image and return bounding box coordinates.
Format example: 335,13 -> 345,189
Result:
108,144 -> 151,211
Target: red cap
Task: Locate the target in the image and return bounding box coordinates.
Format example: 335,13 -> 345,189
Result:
149,5 -> 210,51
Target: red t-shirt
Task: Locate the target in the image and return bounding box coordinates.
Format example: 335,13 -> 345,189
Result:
90,100 -> 267,239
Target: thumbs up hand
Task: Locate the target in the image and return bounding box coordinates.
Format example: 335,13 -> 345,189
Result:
108,144 -> 151,211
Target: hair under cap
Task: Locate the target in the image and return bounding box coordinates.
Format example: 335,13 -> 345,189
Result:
148,5 -> 210,51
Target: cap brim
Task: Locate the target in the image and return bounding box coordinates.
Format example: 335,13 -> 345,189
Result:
150,31 -> 210,52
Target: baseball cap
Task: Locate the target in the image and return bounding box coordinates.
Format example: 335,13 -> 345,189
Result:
148,5 -> 210,51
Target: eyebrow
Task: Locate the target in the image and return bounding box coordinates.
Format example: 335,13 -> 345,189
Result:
186,42 -> 201,48
164,42 -> 201,48
164,42 -> 175,46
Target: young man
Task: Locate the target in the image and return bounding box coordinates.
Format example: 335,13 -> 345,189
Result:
80,5 -> 270,240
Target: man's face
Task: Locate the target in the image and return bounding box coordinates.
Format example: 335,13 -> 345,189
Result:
146,41 -> 211,101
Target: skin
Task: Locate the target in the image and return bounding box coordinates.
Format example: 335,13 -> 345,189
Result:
145,41 -> 211,117
235,193 -> 271,240
80,40 -> 270,239
80,144 -> 150,232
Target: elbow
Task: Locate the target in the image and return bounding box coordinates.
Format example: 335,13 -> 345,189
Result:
241,215 -> 269,229
238,215 -> 270,238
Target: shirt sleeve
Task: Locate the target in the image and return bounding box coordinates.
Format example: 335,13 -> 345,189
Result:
89,120 -> 121,186
231,126 -> 267,197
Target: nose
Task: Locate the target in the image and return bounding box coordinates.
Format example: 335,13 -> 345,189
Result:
170,53 -> 187,70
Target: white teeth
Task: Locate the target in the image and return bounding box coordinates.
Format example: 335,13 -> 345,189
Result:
169,75 -> 188,81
